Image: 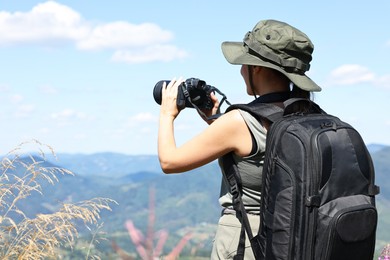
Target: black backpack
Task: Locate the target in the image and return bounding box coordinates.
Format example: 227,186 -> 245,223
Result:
221,98 -> 380,260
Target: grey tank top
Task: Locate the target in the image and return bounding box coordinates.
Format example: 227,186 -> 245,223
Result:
218,109 -> 267,214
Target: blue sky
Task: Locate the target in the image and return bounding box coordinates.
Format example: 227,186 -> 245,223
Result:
0,1 -> 389,155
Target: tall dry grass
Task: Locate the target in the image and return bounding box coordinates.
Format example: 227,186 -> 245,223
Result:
0,140 -> 116,259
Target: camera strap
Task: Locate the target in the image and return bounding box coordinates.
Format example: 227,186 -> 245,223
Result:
184,86 -> 231,121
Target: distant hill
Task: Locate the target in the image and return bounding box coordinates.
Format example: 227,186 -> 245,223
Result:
2,153 -> 223,253
367,145 -> 390,254
372,146 -> 390,200
368,143 -> 389,154
2,144 -> 389,256
56,152 -> 162,177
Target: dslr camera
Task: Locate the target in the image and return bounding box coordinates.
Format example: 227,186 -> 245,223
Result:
153,78 -> 215,110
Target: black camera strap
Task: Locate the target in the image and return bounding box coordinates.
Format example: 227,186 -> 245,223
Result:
195,91 -> 290,121
184,86 -> 231,121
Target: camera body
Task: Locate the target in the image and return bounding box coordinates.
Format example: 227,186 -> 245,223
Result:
153,78 -> 214,110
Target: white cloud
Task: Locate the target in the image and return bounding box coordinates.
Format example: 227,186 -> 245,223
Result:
0,1 -> 87,46
111,45 -> 189,63
327,64 -> 390,89
328,64 -> 375,85
76,22 -> 173,51
0,1 -> 188,63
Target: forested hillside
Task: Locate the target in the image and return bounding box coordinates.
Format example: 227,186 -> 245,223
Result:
2,144 -> 389,257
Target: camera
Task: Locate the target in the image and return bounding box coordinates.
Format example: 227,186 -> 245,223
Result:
153,78 -> 214,110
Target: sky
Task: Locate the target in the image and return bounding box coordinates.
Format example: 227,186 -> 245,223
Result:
0,1 -> 389,155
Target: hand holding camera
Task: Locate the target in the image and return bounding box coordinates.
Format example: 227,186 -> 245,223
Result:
153,77 -> 230,120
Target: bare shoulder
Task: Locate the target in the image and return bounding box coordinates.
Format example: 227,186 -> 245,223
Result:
211,109 -> 252,156
214,109 -> 245,126
209,109 -> 248,137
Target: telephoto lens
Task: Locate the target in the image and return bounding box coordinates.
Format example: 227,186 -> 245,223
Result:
153,80 -> 188,109
153,80 -> 168,105
153,80 -> 192,109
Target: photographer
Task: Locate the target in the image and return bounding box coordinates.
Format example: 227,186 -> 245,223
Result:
157,19 -> 321,259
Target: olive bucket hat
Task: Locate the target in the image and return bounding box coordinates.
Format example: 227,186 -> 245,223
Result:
221,19 -> 321,92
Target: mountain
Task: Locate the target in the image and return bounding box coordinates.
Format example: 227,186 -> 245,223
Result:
368,143 -> 389,154
369,145 -> 390,253
372,146 -> 390,200
56,152 -> 162,177
2,144 -> 390,256
3,153 -> 222,237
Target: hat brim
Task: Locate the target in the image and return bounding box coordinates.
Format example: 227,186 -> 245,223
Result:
221,41 -> 321,92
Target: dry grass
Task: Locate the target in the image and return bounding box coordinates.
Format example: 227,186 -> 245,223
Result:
0,140 -> 116,259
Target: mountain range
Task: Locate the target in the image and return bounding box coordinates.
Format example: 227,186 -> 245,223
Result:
2,143 -> 389,256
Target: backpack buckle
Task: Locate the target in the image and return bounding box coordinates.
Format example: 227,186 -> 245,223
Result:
230,183 -> 239,198
306,195 -> 321,207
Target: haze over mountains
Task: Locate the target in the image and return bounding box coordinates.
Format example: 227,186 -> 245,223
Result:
4,143 -> 390,255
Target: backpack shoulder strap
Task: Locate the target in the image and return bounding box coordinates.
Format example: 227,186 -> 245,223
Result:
225,97 -> 325,124
221,152 -> 256,259
225,99 -> 284,124
221,101 -> 283,260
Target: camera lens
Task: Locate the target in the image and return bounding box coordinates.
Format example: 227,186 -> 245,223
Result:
153,80 -> 169,105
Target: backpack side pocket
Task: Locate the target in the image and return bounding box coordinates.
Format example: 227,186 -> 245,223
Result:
316,195 -> 377,260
